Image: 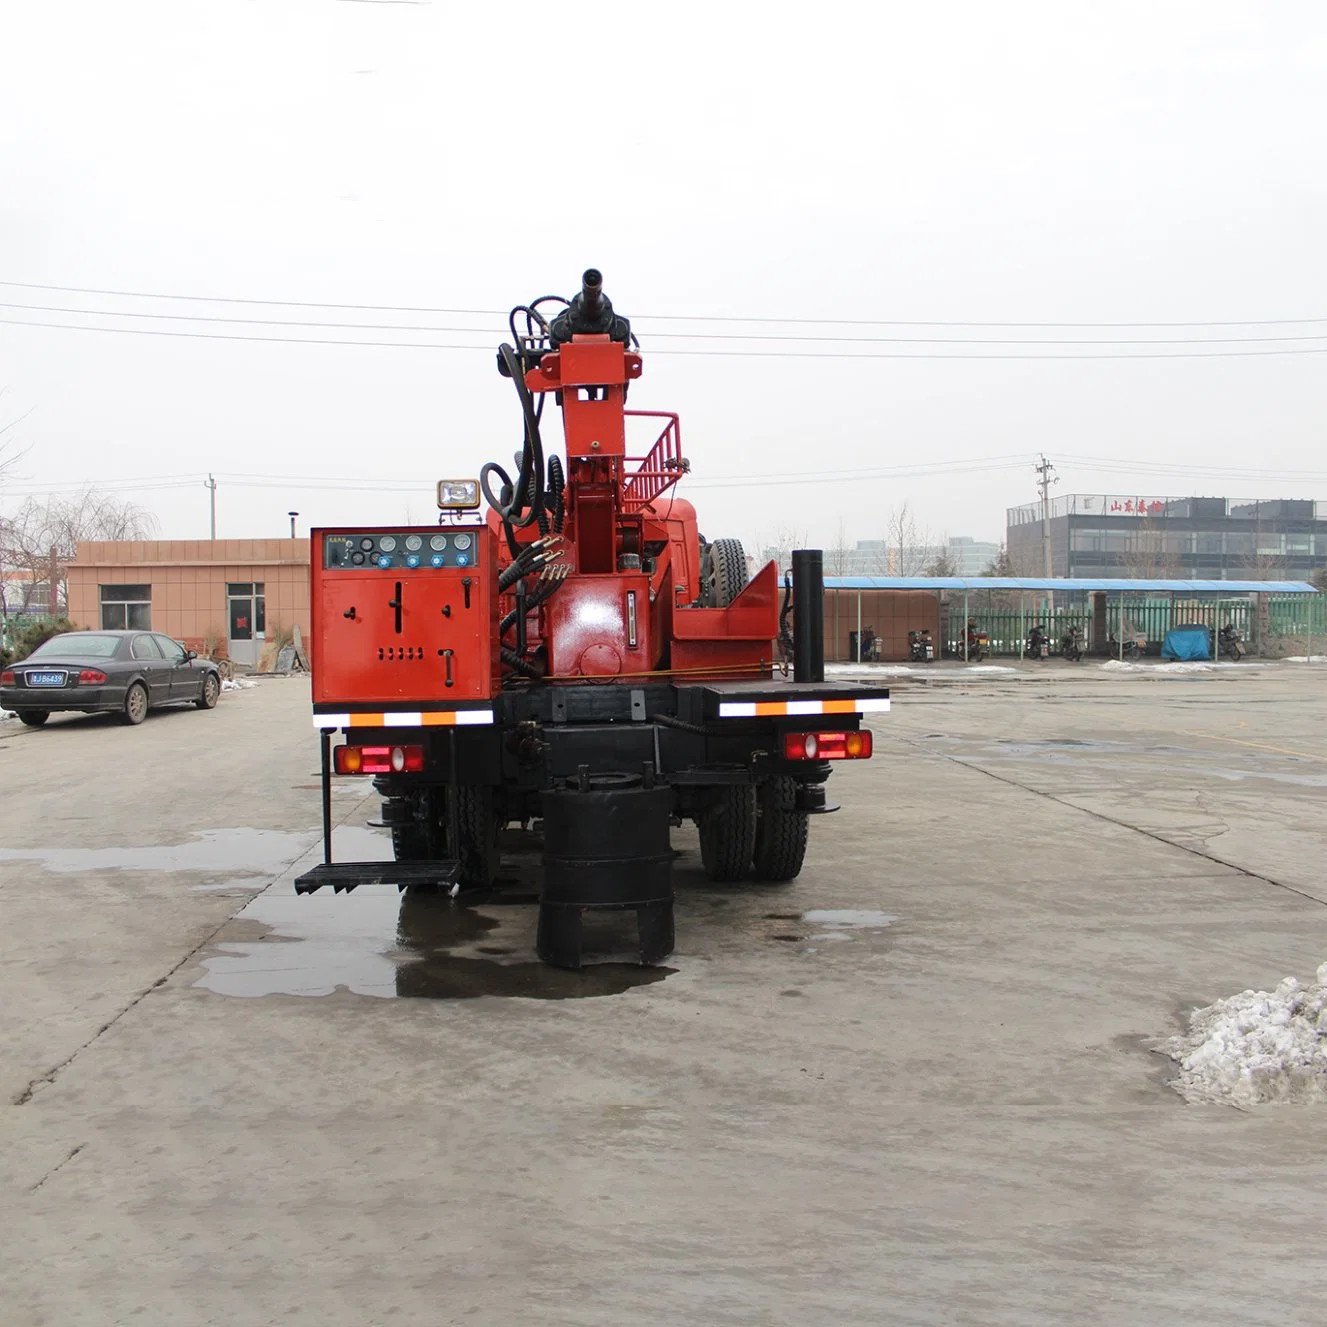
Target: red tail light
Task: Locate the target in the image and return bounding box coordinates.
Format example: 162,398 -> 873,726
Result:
334,744 -> 425,775
784,729 -> 873,761
77,669 -> 108,685
0,670 -> 14,686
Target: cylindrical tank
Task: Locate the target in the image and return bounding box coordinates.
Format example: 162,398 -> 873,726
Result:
538,769 -> 674,967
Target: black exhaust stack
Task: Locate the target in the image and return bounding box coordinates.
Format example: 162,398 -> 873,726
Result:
791,548 -> 825,682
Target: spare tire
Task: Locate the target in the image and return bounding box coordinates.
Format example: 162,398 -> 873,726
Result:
701,538 -> 749,608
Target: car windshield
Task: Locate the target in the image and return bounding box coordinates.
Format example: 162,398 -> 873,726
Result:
27,633 -> 122,659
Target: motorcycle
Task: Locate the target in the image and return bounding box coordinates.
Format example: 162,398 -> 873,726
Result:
1108,631 -> 1146,661
1217,624 -> 1244,661
963,621 -> 989,662
1026,624 -> 1050,660
1059,625 -> 1084,662
908,628 -> 935,663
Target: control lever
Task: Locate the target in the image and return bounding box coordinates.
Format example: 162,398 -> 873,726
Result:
461,576 -> 472,610
443,649 -> 454,688
388,581 -> 403,634
343,606 -> 356,620
441,604 -> 451,618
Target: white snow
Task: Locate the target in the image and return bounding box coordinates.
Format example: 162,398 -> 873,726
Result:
221,677 -> 258,692
962,664 -> 1017,674
0,708 -> 16,723
826,664 -> 916,678
1284,656 -> 1327,664
1162,961 -> 1327,1107
1101,659 -> 1214,673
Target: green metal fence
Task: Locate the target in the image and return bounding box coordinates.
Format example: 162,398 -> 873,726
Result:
943,593 -> 1326,657
0,613 -> 61,654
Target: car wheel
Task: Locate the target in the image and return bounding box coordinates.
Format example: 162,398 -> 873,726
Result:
196,673 -> 220,709
122,682 -> 149,725
18,710 -> 50,728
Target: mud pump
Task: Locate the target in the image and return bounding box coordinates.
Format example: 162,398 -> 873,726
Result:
297,270 -> 890,967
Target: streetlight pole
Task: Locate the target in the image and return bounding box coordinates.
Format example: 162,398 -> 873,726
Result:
288,511 -> 299,539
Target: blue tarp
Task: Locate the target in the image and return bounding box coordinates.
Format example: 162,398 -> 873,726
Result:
1161,625 -> 1212,661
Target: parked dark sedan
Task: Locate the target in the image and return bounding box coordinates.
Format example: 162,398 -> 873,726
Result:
1,630 -> 222,727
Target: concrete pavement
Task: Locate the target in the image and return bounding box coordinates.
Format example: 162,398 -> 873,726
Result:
3,665 -> 1327,1325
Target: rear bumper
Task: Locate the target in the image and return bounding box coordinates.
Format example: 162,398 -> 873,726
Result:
1,685 -> 123,712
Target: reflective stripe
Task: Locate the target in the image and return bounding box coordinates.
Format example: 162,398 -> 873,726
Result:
716,697 -> 890,719
313,708 -> 494,729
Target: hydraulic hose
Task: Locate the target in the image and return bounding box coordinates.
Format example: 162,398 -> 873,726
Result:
480,343 -> 545,531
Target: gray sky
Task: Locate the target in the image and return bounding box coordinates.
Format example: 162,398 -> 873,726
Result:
2,0 -> 1326,555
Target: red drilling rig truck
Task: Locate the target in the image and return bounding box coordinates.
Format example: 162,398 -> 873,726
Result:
297,270 -> 890,967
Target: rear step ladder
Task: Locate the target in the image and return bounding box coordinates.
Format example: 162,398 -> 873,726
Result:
299,728 -> 460,894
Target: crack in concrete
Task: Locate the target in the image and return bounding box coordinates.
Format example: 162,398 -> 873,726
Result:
896,736 -> 1327,911
10,803 -> 369,1108
28,1142 -> 85,1193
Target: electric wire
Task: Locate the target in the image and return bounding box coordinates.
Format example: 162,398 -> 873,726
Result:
5,315 -> 1327,359
5,278 -> 1327,329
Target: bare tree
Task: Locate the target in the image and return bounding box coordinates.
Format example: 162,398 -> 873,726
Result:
0,490 -> 158,614
882,502 -> 934,576
924,546 -> 958,577
1120,515 -> 1180,580
754,523 -> 809,575
1238,520 -> 1287,581
826,519 -> 854,577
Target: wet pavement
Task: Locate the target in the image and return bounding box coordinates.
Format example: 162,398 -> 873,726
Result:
6,667 -> 1327,1325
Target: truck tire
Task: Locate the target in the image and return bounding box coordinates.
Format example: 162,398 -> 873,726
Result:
454,786 -> 499,888
701,538 -> 749,608
751,777 -> 809,881
698,784 -> 756,882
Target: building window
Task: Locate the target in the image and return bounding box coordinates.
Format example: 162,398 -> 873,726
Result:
100,583 -> 152,630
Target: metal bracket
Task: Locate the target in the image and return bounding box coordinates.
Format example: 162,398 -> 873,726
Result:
552,692 -> 568,724
630,688 -> 646,722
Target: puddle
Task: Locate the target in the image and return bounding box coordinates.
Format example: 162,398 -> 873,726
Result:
0,828 -> 319,876
195,886 -> 674,1000
802,909 -> 896,929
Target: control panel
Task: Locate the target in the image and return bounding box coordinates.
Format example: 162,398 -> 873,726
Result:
324,529 -> 480,572
311,525 -> 498,706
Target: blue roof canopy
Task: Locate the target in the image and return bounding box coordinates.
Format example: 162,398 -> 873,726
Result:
824,576 -> 1320,594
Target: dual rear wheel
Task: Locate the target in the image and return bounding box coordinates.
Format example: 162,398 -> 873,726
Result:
698,778 -> 808,883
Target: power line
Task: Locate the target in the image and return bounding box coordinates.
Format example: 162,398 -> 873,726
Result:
6,314 -> 1327,359
4,278 -> 1327,329
7,301 -> 1327,346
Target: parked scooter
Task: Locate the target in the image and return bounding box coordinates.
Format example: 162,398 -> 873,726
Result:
964,619 -> 989,662
1059,625 -> 1084,662
1108,631 -> 1146,661
908,628 -> 935,663
1026,624 -> 1050,660
1217,623 -> 1244,661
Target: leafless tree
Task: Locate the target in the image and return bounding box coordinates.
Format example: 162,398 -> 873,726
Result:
924,548 -> 957,576
754,523 -> 809,575
1120,516 -> 1180,579
881,501 -> 935,576
0,490 -> 158,613
1237,520 -> 1287,581
826,519 -> 853,577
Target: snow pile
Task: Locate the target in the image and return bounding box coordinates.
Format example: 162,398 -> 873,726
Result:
0,708 -> 16,723
1163,962 -> 1327,1107
1101,659 -> 1214,674
221,677 -> 258,692
1285,656 -> 1327,664
963,664 -> 1017,674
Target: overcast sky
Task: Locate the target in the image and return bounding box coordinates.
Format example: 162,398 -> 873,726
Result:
2,0 -> 1326,556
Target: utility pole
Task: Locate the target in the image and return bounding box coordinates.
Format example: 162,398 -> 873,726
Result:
288,511 -> 299,539
205,474 -> 217,540
1035,454 -> 1058,578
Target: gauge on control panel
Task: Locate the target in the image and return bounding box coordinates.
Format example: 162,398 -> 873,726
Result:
360,537 -> 374,551
429,534 -> 446,550
351,551 -> 365,565
379,536 -> 397,552
405,534 -> 422,551
453,533 -> 472,551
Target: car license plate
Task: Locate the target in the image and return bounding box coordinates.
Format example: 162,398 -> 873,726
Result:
27,671 -> 67,687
